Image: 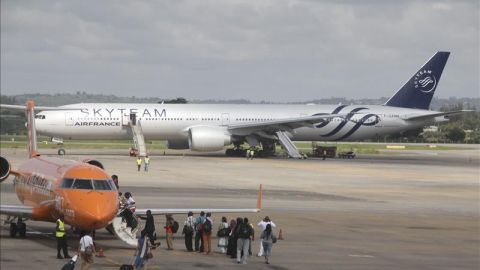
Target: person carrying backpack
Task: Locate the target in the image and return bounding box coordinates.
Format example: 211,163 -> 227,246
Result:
183,211 -> 195,252
236,217 -> 253,264
78,230 -> 95,270
217,216 -> 229,253
202,212 -> 213,254
194,211 -> 206,252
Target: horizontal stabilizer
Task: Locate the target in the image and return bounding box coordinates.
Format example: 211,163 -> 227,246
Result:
401,110 -> 472,121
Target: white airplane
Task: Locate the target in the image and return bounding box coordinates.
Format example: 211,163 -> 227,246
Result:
9,51 -> 468,157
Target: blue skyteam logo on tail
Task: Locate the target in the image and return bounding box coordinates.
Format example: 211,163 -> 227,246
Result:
413,69 -> 437,93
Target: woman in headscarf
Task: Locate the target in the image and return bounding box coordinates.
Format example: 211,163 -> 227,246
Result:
226,218 -> 237,257
217,216 -> 229,253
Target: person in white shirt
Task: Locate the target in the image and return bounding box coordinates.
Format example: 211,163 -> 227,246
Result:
78,231 -> 95,270
257,216 -> 276,257
183,211 -> 195,251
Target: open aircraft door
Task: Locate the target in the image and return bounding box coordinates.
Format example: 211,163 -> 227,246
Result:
65,113 -> 74,126
221,113 -> 230,126
121,113 -> 129,126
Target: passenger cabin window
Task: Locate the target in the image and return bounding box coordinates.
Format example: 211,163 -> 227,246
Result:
35,115 -> 46,119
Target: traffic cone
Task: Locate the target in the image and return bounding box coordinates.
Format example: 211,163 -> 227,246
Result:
278,229 -> 284,240
96,248 -> 105,257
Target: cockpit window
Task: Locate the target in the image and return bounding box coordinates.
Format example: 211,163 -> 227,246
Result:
107,179 -> 117,191
62,178 -> 115,191
61,178 -> 74,188
93,180 -> 111,190
35,114 -> 46,119
72,179 -> 93,190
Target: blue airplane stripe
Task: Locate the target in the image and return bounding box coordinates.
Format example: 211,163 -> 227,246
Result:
313,105 -> 347,128
337,114 -> 378,140
321,107 -> 367,137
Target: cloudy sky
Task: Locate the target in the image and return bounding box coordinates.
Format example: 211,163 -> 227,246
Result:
1,0 -> 478,102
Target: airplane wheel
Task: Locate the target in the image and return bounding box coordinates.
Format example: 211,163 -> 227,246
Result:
225,149 -> 234,156
9,223 -> 17,237
58,149 -> 66,156
18,223 -> 26,237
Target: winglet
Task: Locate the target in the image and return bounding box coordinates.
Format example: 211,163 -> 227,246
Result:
256,184 -> 263,211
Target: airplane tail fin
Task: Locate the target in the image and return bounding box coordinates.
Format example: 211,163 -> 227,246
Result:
25,101 -> 39,158
385,51 -> 450,110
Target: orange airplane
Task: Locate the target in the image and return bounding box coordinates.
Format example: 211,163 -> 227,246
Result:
0,101 -> 119,236
1,101 -> 261,244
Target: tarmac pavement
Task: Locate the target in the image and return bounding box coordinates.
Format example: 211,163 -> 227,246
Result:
0,147 -> 478,269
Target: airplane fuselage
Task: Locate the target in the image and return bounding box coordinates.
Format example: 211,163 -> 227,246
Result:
36,103 -> 443,143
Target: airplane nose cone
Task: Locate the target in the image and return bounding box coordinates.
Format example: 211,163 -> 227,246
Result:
64,190 -> 118,229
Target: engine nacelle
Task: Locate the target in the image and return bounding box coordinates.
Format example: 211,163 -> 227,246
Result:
167,139 -> 190,150
189,126 -> 231,152
83,159 -> 105,170
0,156 -> 11,182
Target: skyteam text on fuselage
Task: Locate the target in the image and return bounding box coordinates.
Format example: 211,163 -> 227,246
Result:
29,52 -> 466,156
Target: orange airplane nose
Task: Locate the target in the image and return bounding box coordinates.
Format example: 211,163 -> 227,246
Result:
63,190 -> 118,229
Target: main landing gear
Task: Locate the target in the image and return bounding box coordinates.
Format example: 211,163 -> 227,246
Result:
9,217 -> 26,237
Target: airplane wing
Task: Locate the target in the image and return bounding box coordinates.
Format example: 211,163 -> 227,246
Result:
0,205 -> 34,219
134,185 -> 263,217
227,113 -> 348,135
0,104 -> 83,111
401,110 -> 473,121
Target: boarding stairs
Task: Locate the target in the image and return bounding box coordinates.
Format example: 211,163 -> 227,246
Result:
128,120 -> 147,157
111,216 -> 138,246
276,131 -> 303,159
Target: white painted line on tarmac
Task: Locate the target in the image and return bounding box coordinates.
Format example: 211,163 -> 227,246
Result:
348,254 -> 375,258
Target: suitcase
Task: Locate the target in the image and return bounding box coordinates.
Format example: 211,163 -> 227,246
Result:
119,265 -> 134,270
61,255 -> 78,270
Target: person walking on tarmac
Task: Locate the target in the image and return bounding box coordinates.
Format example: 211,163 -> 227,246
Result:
165,214 -> 175,250
136,157 -> 142,171
139,210 -> 157,246
55,214 -> 71,259
144,156 -> 150,172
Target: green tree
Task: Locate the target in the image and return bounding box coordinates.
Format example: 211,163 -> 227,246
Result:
443,124 -> 466,142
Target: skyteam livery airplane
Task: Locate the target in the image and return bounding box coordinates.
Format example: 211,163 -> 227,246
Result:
5,51 -> 466,158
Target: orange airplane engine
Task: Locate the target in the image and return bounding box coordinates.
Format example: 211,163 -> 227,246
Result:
0,155 -> 118,230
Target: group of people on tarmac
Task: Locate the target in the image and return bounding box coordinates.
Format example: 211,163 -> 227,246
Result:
55,215 -> 97,270
136,156 -> 150,172
180,212 -> 277,265
246,148 -> 257,160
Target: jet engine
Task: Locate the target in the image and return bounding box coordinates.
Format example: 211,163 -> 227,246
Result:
0,156 -> 11,182
188,126 -> 231,151
83,159 -> 105,169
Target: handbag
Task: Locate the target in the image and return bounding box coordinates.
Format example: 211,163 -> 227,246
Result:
272,235 -> 277,244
